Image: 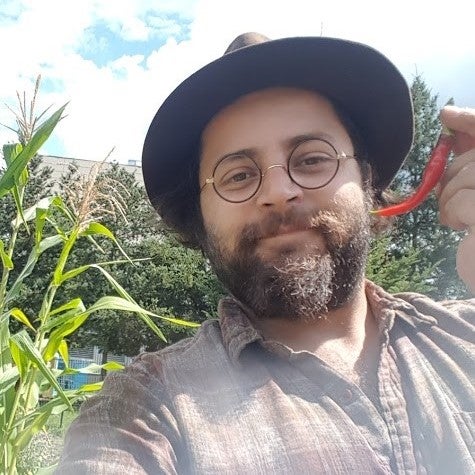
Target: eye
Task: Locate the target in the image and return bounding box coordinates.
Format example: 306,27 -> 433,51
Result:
292,153 -> 333,170
225,169 -> 254,184
214,155 -> 260,190
218,166 -> 260,189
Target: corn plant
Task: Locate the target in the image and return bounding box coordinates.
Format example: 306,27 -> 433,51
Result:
0,80 -> 198,474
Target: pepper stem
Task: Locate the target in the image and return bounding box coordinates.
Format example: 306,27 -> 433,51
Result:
441,97 -> 455,136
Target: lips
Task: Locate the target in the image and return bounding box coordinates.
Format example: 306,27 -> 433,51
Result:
260,226 -> 312,240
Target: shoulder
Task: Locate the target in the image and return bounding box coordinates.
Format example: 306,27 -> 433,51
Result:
393,291 -> 475,327
366,280 -> 474,342
121,319 -> 227,383
387,291 -> 475,355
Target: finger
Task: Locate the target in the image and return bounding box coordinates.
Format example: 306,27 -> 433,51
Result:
440,106 -> 475,155
439,149 -> 475,191
439,187 -> 475,231
440,106 -> 475,135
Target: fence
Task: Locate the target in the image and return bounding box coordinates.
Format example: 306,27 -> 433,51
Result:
55,357 -> 101,390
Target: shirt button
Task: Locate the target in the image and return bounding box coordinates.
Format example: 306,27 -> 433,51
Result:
342,389 -> 353,403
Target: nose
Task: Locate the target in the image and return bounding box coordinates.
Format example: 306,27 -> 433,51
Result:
256,164 -> 303,209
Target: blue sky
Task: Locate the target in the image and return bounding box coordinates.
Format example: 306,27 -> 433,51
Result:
1,0 -> 474,165
78,12 -> 192,68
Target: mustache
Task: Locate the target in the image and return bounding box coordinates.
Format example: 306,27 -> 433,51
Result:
236,203 -> 365,254
239,208 -> 341,247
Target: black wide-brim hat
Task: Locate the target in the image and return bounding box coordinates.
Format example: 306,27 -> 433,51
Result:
142,33 -> 413,241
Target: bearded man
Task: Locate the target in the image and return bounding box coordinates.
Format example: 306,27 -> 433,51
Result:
57,33 -> 475,474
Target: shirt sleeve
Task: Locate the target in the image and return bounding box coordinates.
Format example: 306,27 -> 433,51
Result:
55,353 -> 184,474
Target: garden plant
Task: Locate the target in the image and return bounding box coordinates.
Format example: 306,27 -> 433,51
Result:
0,78 -> 197,474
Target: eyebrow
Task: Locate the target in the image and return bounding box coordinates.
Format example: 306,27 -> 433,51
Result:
217,132 -> 337,162
286,132 -> 337,148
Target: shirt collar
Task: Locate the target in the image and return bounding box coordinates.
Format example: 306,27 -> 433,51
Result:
218,296 -> 263,365
218,280 -> 437,365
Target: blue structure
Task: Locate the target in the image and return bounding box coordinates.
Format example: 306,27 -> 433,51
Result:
56,357 -> 99,390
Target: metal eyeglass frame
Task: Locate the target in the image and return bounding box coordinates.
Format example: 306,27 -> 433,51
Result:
200,138 -> 356,203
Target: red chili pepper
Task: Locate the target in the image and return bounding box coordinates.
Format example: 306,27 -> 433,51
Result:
372,124 -> 455,217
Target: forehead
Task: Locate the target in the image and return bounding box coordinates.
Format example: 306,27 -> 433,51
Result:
199,87 -> 352,168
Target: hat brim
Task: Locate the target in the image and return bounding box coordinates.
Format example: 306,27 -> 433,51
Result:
142,36 -> 413,208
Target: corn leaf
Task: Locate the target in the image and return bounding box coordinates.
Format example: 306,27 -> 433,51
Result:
98,361 -> 124,371
28,397 -> 75,417
4,234 -> 63,306
9,337 -> 30,380
2,143 -> 22,166
91,295 -> 199,327
0,313 -> 13,369
0,104 -> 67,198
57,339 -> 69,367
38,234 -> 64,254
88,264 -> 167,340
0,239 -> 13,270
24,380 -> 40,412
10,308 -> 36,332
59,258 -> 144,285
49,297 -> 85,317
52,230 -> 77,285
9,196 -> 60,247
11,196 -> 56,226
80,222 -> 114,239
63,262 -> 170,342
60,361 -> 123,375
3,143 -> 24,228
11,185 -> 29,233
42,299 -> 85,332
13,409 -> 51,452
51,195 -> 75,224
0,366 -> 19,396
58,264 -> 90,284
35,197 -> 62,245
9,331 -> 72,410
42,313 -> 89,363
80,222 -> 131,263
78,382 -> 103,392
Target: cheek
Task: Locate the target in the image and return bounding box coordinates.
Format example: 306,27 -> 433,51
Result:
335,182 -> 366,205
308,181 -> 365,213
327,166 -> 366,206
200,195 -> 244,247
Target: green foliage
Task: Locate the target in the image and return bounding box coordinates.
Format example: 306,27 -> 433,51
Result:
366,237 -> 436,293
0,83 -> 194,474
371,76 -> 470,299
52,163 -> 224,357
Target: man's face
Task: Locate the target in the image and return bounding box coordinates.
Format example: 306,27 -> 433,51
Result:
199,88 -> 371,320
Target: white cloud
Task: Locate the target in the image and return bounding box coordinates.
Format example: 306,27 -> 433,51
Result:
1,0 -> 474,166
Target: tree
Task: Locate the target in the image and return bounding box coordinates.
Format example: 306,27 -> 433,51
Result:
55,163 -> 224,360
71,237 -> 224,359
366,237 -> 436,294
372,76 -> 469,299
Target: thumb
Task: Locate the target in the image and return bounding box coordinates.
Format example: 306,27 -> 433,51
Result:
440,106 -> 475,155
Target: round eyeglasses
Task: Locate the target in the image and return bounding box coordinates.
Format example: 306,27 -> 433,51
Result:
200,138 -> 356,203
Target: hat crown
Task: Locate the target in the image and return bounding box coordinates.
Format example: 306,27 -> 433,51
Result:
223,32 -> 270,55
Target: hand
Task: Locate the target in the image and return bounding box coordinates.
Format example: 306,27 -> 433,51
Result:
438,105 -> 475,293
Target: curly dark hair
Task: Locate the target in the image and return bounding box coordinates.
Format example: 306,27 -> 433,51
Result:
151,96 -> 398,249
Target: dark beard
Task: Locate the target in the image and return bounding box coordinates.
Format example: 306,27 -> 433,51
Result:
203,198 -> 371,321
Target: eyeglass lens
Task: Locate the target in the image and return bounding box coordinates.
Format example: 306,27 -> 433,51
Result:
212,139 -> 340,203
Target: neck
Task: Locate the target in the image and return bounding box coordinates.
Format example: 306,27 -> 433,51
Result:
252,281 -> 379,377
